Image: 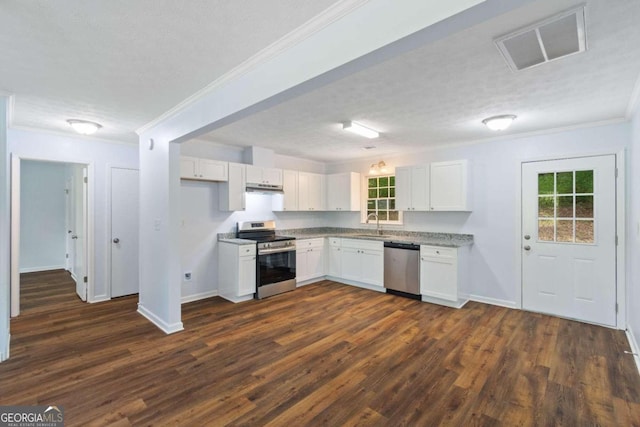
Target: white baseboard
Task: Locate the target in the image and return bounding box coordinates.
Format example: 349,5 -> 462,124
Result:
0,333 -> 9,362
421,294 -> 468,309
137,304 -> 184,334
626,325 -> 640,376
19,265 -> 66,274
468,294 -> 518,309
90,295 -> 110,303
296,277 -> 325,287
181,290 -> 218,304
219,294 -> 254,304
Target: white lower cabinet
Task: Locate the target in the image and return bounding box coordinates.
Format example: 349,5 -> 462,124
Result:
339,238 -> 384,289
218,242 -> 256,303
420,245 -> 470,308
327,238 -> 342,277
296,238 -> 325,284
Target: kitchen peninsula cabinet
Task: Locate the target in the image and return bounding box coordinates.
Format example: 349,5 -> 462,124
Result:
218,241 -> 256,303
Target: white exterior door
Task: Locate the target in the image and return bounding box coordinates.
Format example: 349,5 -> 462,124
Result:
522,155 -> 616,326
111,168 -> 139,297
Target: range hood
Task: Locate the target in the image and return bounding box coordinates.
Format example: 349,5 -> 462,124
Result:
246,182 -> 283,194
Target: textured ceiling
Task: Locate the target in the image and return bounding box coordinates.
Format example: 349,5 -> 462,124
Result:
0,0 -> 340,142
3,1 -> 640,161
199,0 -> 640,162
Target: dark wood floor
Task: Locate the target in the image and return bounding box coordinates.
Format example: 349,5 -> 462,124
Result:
2,270 -> 640,426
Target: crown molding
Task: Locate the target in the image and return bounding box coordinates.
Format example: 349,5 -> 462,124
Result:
136,0 -> 370,136
9,125 -> 137,147
626,71 -> 640,119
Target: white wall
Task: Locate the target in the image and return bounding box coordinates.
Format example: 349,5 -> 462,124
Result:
0,97 -> 10,361
19,160 -> 67,272
9,129 -> 138,301
628,106 -> 640,347
326,121 -> 631,306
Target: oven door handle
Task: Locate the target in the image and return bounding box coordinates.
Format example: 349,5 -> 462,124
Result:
258,247 -> 296,255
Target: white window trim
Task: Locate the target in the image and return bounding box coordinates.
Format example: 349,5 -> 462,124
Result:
360,174 -> 403,225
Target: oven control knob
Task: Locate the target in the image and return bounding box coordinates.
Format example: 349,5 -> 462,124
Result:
266,243 -> 271,248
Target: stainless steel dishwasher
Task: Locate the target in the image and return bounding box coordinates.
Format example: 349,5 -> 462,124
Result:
384,242 -> 421,299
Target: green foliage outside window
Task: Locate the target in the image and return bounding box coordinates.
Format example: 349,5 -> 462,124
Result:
367,175 -> 399,221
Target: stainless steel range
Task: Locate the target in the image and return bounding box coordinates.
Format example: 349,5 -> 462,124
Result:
237,220 -> 296,299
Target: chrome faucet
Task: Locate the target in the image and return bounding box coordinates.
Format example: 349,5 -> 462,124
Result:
366,212 -> 382,235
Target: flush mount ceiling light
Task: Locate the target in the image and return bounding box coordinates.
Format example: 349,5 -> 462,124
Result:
343,121 -> 379,139
369,160 -> 388,175
482,114 -> 517,131
67,119 -> 102,135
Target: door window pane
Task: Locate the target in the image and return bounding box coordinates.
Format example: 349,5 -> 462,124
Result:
556,172 -> 573,194
538,220 -> 555,241
576,196 -> 593,218
536,169 -> 594,245
538,196 -> 554,217
368,178 -> 377,188
575,170 -> 593,193
538,173 -> 554,195
575,220 -> 594,243
557,220 -> 574,242
556,196 -> 574,218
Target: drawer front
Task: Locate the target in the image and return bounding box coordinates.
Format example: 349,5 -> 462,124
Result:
328,237 -> 341,247
238,245 -> 257,257
298,238 -> 324,249
420,245 -> 456,259
342,238 -> 383,251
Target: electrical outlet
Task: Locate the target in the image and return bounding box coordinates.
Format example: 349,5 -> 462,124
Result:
184,272 -> 192,282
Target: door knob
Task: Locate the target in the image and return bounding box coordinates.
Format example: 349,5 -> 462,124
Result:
524,235 -> 531,240
71,235 -> 78,240
524,245 -> 531,251
113,238 -> 120,243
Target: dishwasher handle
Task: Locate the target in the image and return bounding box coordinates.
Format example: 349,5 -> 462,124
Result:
384,241 -> 420,250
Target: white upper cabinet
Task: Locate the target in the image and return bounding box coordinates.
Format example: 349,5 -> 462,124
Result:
245,165 -> 283,186
395,165 -> 430,211
326,172 -> 360,211
430,160 -> 470,211
180,156 -> 228,181
219,162 -> 246,211
298,172 -> 325,211
273,169 -> 298,211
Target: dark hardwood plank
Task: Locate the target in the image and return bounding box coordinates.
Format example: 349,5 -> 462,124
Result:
1,272 -> 639,426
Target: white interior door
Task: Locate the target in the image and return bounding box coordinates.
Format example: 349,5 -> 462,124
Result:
522,155 -> 616,326
111,168 -> 139,297
73,166 -> 88,301
65,175 -> 73,272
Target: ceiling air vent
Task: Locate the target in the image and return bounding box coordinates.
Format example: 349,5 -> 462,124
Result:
495,5 -> 587,72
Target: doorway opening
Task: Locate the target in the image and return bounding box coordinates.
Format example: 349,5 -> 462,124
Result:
10,158 -> 92,317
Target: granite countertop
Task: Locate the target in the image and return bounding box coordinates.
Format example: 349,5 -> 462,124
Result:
219,227 -> 473,248
218,238 -> 256,245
